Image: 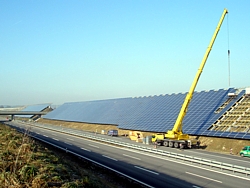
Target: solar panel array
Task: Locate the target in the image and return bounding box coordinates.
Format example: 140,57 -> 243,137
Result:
19,104 -> 51,117
44,88 -> 250,139
22,104 -> 50,112
183,89 -> 245,135
198,89 -> 250,139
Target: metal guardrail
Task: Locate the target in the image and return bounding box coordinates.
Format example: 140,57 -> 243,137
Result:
8,121 -> 250,177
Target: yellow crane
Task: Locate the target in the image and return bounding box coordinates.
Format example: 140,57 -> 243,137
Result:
152,9 -> 228,149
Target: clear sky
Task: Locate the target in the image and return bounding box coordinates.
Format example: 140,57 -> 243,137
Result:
1,1 -> 249,106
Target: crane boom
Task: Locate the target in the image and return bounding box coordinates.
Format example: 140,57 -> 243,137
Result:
166,9 -> 228,139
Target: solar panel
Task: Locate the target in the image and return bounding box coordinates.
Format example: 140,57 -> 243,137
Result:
234,132 -> 247,139
18,104 -> 51,118
242,134 -> 250,139
22,104 -> 50,112
44,88 -> 250,139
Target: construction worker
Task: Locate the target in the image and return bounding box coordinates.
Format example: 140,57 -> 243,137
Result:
230,148 -> 233,155
154,142 -> 157,149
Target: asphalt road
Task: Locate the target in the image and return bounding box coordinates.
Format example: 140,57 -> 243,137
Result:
4,120 -> 250,188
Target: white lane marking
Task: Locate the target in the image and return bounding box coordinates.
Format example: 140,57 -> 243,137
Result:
134,166 -> 159,175
43,135 -> 48,137
64,142 -> 72,145
67,138 -> 73,141
52,138 -> 59,141
89,144 -> 99,148
123,154 -> 141,160
36,132 -> 40,134
102,155 -> 118,161
81,148 -> 91,152
192,186 -> 201,188
186,172 -> 222,183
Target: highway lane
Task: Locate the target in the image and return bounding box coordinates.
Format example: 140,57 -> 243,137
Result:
29,121 -> 250,167
6,120 -> 250,167
102,134 -> 250,167
5,121 -> 250,188
28,129 -> 196,187
30,130 -> 249,188
46,132 -> 250,188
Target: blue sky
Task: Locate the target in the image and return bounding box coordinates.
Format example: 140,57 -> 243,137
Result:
1,1 -> 249,106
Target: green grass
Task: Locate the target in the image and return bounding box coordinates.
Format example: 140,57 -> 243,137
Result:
0,123 -> 144,188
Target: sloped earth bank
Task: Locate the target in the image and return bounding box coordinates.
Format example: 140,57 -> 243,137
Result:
38,118 -> 250,156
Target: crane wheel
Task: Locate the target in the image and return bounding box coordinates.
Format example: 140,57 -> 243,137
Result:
169,142 -> 174,148
163,141 -> 169,147
174,142 -> 179,148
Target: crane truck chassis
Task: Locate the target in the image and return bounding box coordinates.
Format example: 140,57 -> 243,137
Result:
152,134 -> 200,149
152,9 -> 228,149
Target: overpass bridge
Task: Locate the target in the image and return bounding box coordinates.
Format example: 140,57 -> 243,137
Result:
0,111 -> 47,120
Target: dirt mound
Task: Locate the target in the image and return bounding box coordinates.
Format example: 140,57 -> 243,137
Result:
197,136 -> 250,155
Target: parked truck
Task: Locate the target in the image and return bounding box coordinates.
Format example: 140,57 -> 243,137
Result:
152,9 -> 228,149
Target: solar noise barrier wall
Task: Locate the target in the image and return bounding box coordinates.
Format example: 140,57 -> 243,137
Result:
44,88 -> 250,139
19,104 -> 51,118
22,104 -> 51,112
